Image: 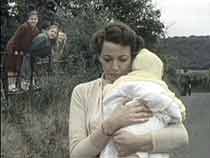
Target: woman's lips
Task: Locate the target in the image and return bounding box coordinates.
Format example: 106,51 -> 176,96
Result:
107,73 -> 121,79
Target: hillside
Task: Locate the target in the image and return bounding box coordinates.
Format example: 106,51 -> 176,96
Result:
159,36 -> 210,69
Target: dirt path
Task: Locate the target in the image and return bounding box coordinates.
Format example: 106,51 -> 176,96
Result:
171,93 -> 210,158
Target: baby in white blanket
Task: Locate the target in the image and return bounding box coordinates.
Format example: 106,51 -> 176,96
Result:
100,49 -> 185,158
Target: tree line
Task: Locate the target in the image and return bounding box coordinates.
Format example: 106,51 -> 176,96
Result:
1,0 -> 164,51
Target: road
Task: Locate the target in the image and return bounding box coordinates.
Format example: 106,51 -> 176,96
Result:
171,93 -> 210,158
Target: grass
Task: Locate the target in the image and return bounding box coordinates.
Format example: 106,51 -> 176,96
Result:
1,68 -> 99,158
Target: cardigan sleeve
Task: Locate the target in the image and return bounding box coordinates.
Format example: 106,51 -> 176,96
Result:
69,85 -> 100,158
152,123 -> 189,152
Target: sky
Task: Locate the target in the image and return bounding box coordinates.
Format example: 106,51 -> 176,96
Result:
153,0 -> 210,37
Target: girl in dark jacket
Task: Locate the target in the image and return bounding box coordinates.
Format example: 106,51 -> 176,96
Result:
6,10 -> 39,91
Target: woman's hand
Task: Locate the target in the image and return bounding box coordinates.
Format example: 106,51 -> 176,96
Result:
103,100 -> 153,136
113,130 -> 153,156
113,130 -> 139,156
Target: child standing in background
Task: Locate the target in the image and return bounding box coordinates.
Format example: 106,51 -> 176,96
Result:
6,10 -> 39,91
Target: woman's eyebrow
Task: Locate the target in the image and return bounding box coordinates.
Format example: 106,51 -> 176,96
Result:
102,54 -> 112,57
120,55 -> 129,57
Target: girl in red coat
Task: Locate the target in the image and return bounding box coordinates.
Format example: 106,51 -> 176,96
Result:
6,10 -> 39,91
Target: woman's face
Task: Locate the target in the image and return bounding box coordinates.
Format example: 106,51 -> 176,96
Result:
48,27 -> 58,39
27,15 -> 38,27
99,41 -> 132,82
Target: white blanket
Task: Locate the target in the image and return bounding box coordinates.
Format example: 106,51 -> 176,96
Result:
101,81 -> 182,158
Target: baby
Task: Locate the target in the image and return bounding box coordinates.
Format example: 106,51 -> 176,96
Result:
101,49 -> 185,158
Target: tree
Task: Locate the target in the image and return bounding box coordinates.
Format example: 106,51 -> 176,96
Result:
2,0 -> 165,72
63,7 -> 106,75
102,0 -> 164,47
58,0 -> 165,47
58,0 -> 165,74
3,0 -> 164,43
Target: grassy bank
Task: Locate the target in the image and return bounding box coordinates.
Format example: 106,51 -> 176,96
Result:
1,71 -> 97,158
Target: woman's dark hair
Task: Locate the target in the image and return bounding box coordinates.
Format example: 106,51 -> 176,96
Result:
91,21 -> 145,59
